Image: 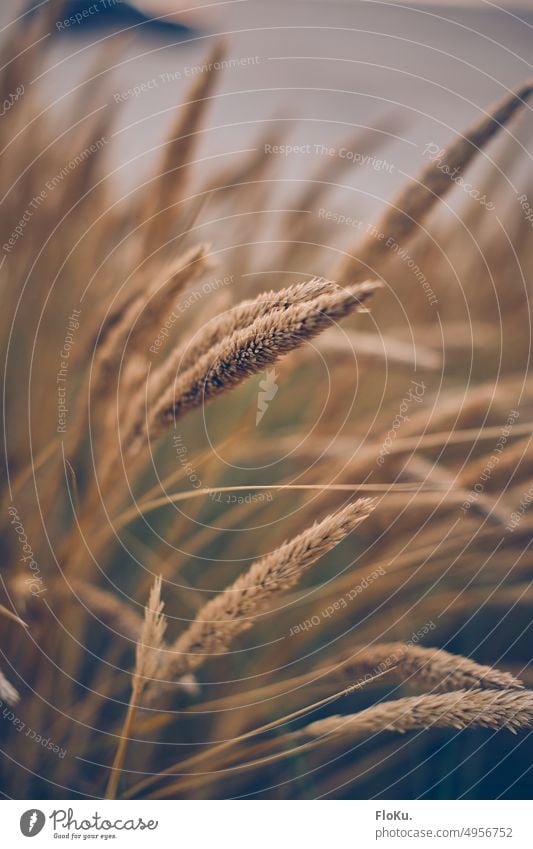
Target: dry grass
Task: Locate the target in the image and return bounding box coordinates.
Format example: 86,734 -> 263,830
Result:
106,575 -> 167,799
337,642 -> 524,693
0,669 -> 19,707
1,4 -> 532,800
155,499 -> 376,683
302,690 -> 533,740
337,80 -> 533,281
140,279 -> 379,444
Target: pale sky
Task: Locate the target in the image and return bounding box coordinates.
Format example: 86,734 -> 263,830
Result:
131,0 -> 533,12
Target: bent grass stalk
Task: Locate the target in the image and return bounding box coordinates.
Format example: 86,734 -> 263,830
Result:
153,499 -> 376,685
124,280 -> 379,453
338,81 -> 533,281
125,666 -> 397,799
146,688 -> 533,798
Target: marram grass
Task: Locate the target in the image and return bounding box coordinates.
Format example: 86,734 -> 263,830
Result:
1,1 -> 532,800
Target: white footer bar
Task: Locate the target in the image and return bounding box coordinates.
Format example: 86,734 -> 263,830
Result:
3,800 -> 531,848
